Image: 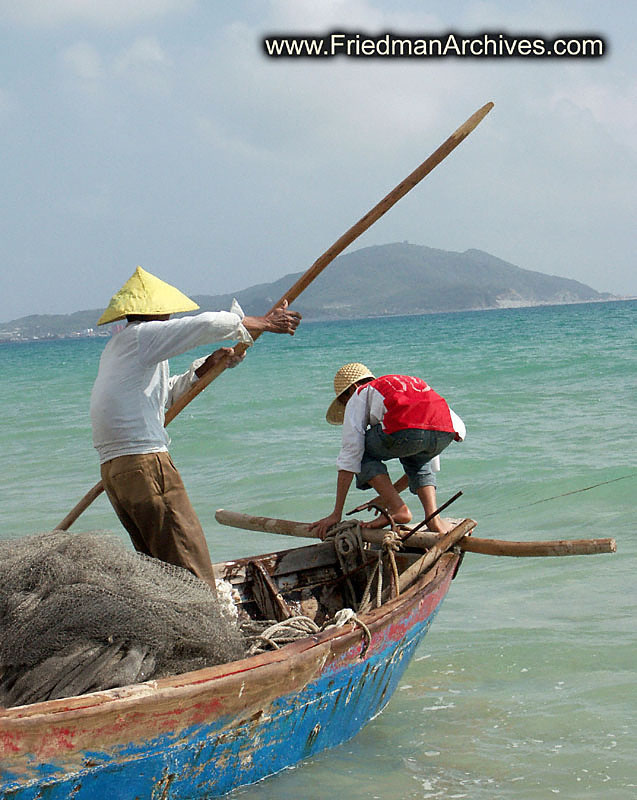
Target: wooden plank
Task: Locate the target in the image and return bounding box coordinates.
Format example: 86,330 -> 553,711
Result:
248,561 -> 293,621
397,519 -> 475,593
215,509 -> 617,557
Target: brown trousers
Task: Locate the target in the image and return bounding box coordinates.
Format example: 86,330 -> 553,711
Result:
100,452 -> 216,591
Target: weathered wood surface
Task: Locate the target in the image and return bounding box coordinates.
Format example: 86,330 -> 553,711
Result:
248,559 -> 293,621
214,509 -> 617,557
397,518 -> 476,593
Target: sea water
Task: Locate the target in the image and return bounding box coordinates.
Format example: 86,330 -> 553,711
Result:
1,300 -> 635,799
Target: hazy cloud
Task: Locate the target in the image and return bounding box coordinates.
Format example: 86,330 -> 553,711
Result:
0,0 -> 195,28
552,80 -> 637,154
61,42 -> 103,80
114,37 -> 170,74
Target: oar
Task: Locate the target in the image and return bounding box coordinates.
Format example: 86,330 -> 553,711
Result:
56,102 -> 494,531
214,509 -> 617,557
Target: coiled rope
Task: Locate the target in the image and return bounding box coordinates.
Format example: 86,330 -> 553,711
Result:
326,521 -> 369,610
247,609 -> 372,657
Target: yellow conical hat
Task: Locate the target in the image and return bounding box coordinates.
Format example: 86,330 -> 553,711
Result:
98,266 -> 200,325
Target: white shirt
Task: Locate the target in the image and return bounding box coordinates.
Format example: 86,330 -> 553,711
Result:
91,303 -> 252,464
336,383 -> 465,474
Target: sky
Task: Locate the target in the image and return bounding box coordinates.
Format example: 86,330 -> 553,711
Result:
0,0 -> 635,322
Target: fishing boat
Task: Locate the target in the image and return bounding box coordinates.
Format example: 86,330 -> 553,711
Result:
1,501 -> 618,800
0,517 -> 475,799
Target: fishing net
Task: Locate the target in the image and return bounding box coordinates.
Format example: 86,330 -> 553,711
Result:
0,531 -> 246,708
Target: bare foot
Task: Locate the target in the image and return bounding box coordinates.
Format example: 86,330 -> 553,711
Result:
362,504 -> 412,529
426,517 -> 453,535
361,514 -> 391,529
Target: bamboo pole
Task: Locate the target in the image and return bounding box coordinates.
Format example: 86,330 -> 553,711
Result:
214,509 -> 617,557
56,102 -> 494,531
166,101 -> 494,422
56,483 -> 105,532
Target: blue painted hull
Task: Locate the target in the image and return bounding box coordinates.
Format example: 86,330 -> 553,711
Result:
1,551 -> 458,799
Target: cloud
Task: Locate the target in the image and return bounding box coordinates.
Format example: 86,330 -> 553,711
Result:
186,15 -> 466,171
0,0 -> 195,28
61,42 -> 102,80
113,37 -> 173,94
114,37 -> 170,73
551,79 -> 637,154
59,36 -> 172,98
266,0 -> 439,32
0,0 -> 635,322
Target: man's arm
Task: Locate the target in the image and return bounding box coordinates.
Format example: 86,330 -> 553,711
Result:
309,470 -> 355,540
138,300 -> 300,368
194,347 -> 244,378
166,346 -> 245,407
242,300 -> 301,337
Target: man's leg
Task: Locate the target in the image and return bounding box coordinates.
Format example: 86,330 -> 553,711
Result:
101,453 -> 217,592
399,431 -> 455,534
357,425 -> 413,528
101,458 -> 151,556
414,484 -> 452,534
363,473 -> 412,528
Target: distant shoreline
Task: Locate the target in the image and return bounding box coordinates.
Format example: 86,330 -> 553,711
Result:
1,243 -> 628,341
1,296 -> 633,345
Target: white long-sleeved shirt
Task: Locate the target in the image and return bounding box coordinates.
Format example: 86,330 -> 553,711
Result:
336,381 -> 465,474
91,302 -> 252,464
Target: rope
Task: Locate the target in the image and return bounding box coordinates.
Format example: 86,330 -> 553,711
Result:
246,609 -> 373,657
356,527 -> 406,614
382,530 -> 402,599
245,520 -> 404,656
247,616 -> 320,655
322,608 -> 373,658
358,554 -> 380,615
481,472 -> 637,518
325,521 -> 370,610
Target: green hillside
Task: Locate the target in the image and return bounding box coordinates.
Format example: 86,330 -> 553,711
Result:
194,242 -> 610,319
1,243 -> 613,340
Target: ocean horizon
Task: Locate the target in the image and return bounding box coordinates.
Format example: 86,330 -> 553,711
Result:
2,296 -> 634,342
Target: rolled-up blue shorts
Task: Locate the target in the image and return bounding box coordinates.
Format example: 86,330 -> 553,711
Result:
356,425 -> 455,493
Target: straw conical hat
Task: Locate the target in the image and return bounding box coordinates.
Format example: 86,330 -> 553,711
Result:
326,362 -> 375,425
98,266 -> 200,325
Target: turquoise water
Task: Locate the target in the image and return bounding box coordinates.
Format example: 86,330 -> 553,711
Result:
1,300 -> 635,799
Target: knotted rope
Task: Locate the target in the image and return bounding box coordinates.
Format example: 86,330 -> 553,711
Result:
324,520 -> 369,610
246,616 -> 320,655
247,609 -> 373,657
324,608 -> 372,658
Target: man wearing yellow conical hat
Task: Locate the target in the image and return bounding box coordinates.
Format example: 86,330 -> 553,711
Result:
91,266 -> 300,591
310,363 -> 465,539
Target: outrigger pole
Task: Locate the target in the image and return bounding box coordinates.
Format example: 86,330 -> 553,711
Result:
56,102 -> 494,531
214,510 -> 617,558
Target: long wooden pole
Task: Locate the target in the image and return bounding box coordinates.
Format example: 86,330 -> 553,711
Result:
56,102 -> 494,531
214,509 -> 617,557
167,101 -> 494,422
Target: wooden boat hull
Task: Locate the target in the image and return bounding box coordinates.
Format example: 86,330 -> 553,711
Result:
0,548 -> 459,799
